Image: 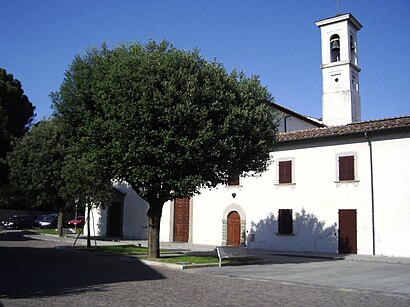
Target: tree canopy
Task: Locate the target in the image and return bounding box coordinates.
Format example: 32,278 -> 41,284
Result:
8,119 -> 65,211
7,117 -> 112,238
53,41 -> 278,257
0,68 -> 35,185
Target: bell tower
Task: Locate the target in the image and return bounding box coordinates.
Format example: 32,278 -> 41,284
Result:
316,14 -> 362,126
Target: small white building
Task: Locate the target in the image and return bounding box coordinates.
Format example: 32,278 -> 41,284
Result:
86,183 -> 149,240
87,13 -> 410,257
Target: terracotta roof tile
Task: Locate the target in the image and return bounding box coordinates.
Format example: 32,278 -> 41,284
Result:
277,116 -> 410,142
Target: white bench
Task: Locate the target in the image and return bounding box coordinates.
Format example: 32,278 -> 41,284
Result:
216,246 -> 255,267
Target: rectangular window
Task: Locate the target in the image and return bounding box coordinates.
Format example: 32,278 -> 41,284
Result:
339,155 -> 355,181
228,174 -> 240,186
279,160 -> 292,183
278,209 -> 293,234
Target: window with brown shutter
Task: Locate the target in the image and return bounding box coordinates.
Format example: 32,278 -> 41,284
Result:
228,174 -> 240,186
278,209 -> 293,234
279,160 -> 292,183
339,155 -> 355,181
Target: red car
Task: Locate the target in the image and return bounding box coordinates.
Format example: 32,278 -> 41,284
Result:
67,216 -> 85,227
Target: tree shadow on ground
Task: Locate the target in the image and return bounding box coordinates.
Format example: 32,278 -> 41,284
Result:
0,230 -> 35,241
248,208 -> 338,257
0,233 -> 164,299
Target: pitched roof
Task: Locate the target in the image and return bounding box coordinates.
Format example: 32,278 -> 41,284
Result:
277,116 -> 410,142
272,103 -> 325,128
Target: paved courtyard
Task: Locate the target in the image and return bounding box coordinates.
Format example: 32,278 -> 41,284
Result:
0,231 -> 409,306
193,257 -> 410,295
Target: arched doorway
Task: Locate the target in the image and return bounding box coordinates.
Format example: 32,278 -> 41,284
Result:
227,211 -> 241,246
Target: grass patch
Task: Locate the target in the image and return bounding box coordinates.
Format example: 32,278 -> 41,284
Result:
75,245 -> 170,254
85,245 -> 149,254
157,255 -> 220,264
69,245 -> 255,266
32,228 -> 83,235
32,228 -> 58,235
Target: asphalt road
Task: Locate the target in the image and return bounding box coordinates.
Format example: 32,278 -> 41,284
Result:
0,231 -> 409,306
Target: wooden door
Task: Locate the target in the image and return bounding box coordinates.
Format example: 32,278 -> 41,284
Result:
174,198 -> 190,242
108,202 -> 122,237
338,209 -> 357,254
227,211 -> 241,246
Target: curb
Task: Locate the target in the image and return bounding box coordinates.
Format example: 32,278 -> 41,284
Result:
120,255 -> 271,270
269,253 -> 344,261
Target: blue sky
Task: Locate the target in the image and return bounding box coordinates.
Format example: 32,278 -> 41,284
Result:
1,0 -> 409,122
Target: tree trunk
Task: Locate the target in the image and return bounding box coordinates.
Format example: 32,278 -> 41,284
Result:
147,200 -> 164,259
57,206 -> 64,237
86,203 -> 91,248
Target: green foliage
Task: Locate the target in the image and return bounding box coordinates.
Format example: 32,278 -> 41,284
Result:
7,119 -> 65,210
0,68 -> 35,204
53,40 -> 278,204
7,117 -> 112,211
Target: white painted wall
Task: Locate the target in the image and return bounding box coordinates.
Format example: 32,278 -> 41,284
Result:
276,111 -> 320,132
160,200 -> 173,242
371,135 -> 410,257
85,205 -> 106,237
117,182 -> 149,239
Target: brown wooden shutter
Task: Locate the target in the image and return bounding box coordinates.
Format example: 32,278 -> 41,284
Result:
228,174 -> 240,186
279,161 -> 292,183
339,156 -> 354,181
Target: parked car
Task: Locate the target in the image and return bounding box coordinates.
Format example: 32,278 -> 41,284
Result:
1,215 -> 35,229
67,216 -> 85,227
33,215 -> 47,227
38,214 -> 59,228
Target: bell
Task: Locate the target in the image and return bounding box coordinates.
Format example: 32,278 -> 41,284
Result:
331,40 -> 340,50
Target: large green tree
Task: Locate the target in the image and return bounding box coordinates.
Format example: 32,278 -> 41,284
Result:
0,68 -> 35,202
8,117 -> 112,241
8,119 -> 66,234
53,41 -> 278,258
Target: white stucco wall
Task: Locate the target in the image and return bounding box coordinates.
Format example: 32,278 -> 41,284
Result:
371,135 -> 410,257
160,200 -> 173,242
85,205 -> 107,237
117,182 -> 149,239
276,111 -> 320,132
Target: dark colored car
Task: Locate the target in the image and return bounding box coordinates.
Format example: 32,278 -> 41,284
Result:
38,214 -> 59,228
33,215 -> 47,227
67,216 -> 85,227
1,215 -> 35,229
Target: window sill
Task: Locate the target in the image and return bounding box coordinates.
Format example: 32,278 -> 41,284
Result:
274,183 -> 296,186
275,233 -> 296,236
334,180 -> 360,183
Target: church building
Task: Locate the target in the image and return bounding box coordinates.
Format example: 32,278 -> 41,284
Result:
87,13 -> 410,258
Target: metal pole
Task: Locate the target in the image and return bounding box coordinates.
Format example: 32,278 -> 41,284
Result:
364,132 -> 375,255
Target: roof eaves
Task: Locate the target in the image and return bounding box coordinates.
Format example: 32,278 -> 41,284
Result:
277,116 -> 410,143
272,103 -> 325,128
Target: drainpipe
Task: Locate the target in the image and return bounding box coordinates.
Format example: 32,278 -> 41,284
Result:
364,132 -> 375,255
283,115 -> 291,132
